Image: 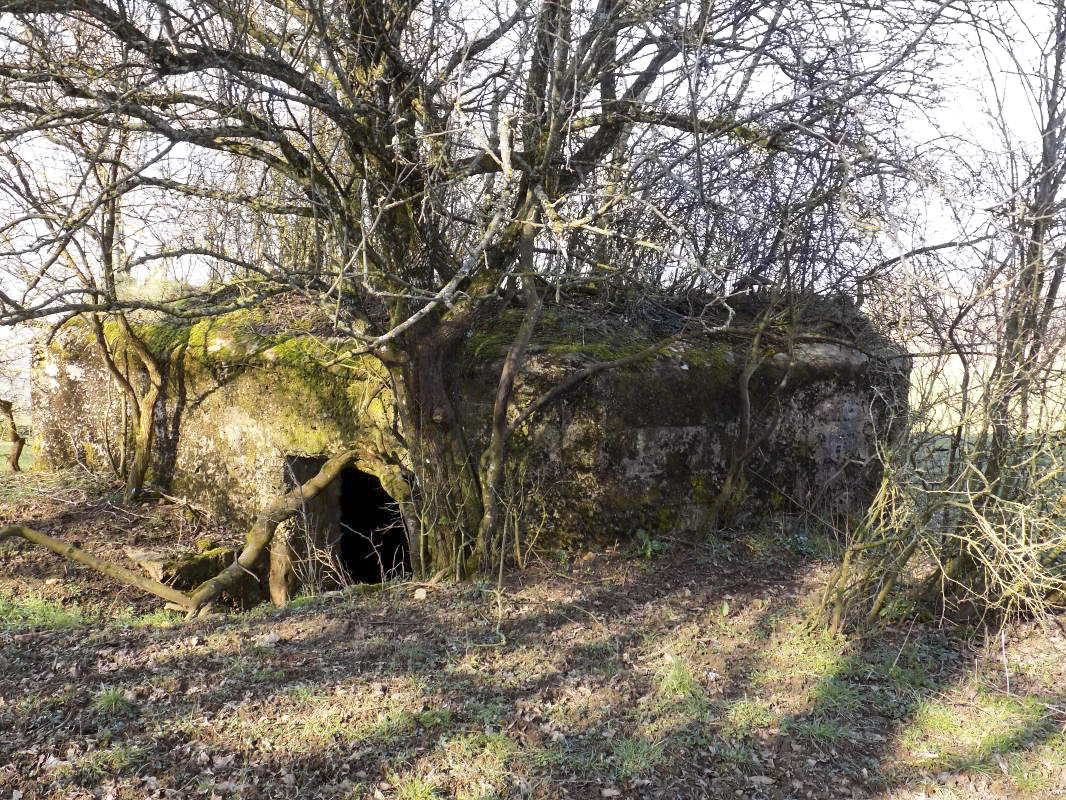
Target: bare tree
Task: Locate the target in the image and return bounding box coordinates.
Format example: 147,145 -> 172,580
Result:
0,0 -> 957,580
821,0 -> 1066,629
0,110 -> 178,496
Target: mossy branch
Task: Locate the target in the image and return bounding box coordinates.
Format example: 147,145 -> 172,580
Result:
0,448 -> 364,617
186,447 -> 363,614
0,525 -> 196,609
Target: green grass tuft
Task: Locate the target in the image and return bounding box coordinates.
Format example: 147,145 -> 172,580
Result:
657,653 -> 703,701
722,696 -> 776,738
91,687 -> 133,715
612,735 -> 665,779
391,772 -> 441,800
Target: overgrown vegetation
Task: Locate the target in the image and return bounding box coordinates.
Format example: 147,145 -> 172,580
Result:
1,6 -> 1066,797
0,0 -> 964,580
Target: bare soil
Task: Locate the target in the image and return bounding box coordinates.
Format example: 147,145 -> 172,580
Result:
1,471 -> 1064,800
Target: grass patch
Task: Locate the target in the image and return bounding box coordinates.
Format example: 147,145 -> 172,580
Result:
0,591 -> 91,630
722,696 -> 776,738
785,716 -> 855,744
657,653 -> 703,703
110,606 -> 182,628
768,623 -> 849,682
390,771 -> 441,800
612,735 -> 665,779
361,708 -> 447,746
437,731 -> 519,797
90,687 -> 134,716
74,742 -> 142,778
710,740 -> 758,769
0,591 -> 179,635
899,690 -> 1049,774
1001,730 -> 1066,792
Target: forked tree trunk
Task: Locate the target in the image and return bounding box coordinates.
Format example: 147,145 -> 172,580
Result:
90,315 -> 164,502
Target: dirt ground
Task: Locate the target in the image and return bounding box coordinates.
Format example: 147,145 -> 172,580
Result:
1,470 -> 1065,800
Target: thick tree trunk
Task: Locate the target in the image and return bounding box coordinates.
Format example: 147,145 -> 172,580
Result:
391,331 -> 484,580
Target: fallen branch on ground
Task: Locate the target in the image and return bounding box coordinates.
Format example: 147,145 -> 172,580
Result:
0,448 -> 363,618
0,525 -> 195,610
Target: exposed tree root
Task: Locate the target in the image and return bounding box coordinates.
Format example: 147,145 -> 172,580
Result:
187,448 -> 362,613
0,449 -> 363,618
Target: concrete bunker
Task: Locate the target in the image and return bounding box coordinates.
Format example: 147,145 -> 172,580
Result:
31,294 -> 910,596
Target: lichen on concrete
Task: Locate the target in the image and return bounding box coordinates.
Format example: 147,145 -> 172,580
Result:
32,293 -> 908,557
455,296 -> 908,546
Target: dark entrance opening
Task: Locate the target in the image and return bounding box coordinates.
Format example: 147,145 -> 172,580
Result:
337,466 -> 409,582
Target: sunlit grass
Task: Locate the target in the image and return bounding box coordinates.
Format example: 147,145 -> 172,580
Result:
90,687 -> 134,716
743,615 -> 859,723
0,588 -> 190,632
0,590 -> 90,630
721,696 -> 776,738
657,652 -> 703,700
380,707 -> 452,742
899,689 -> 1048,774
785,716 -> 854,744
766,622 -> 849,683
74,743 -> 142,777
1001,730 -> 1066,792
0,465 -> 106,506
188,682 -> 454,758
436,731 -> 518,798
611,735 -> 665,779
390,771 -> 441,800
110,606 -> 182,628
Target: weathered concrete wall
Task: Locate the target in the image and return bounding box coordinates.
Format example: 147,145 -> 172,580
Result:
32,331 -> 123,473
31,297 -> 908,550
32,313 -> 399,525
455,303 -> 907,545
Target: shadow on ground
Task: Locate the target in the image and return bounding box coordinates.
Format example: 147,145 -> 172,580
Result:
1,483 -> 1065,799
